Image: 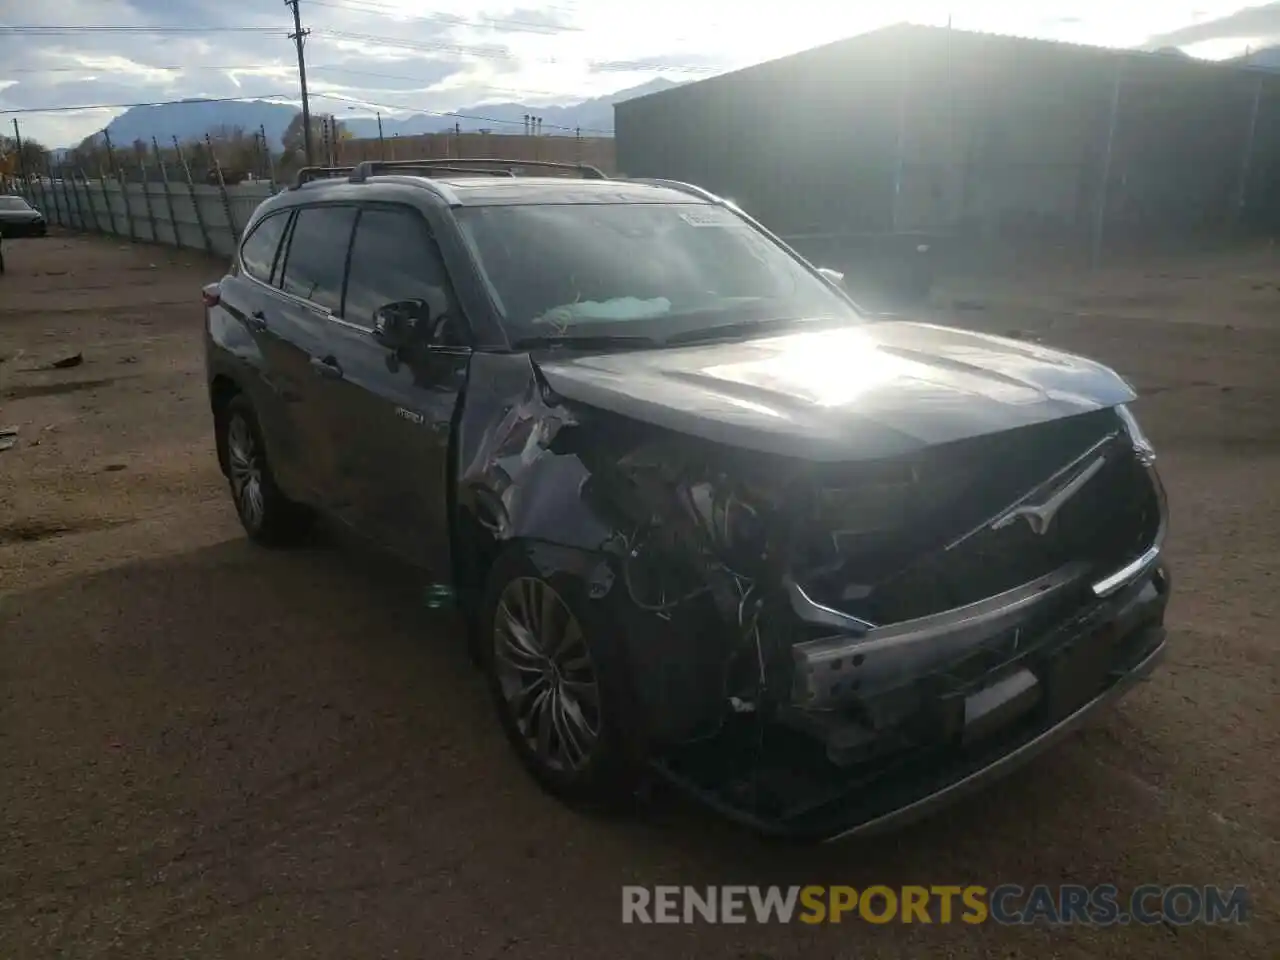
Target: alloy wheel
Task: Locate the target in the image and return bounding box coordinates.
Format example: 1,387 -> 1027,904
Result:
226,413 -> 265,529
493,576 -> 601,773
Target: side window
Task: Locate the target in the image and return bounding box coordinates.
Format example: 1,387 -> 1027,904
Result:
239,211 -> 290,284
279,205 -> 358,312
343,205 -> 460,341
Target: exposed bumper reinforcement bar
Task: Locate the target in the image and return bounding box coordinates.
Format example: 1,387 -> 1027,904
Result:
788,563 -> 1089,708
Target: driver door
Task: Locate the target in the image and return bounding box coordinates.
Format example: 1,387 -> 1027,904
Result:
319,203 -> 469,571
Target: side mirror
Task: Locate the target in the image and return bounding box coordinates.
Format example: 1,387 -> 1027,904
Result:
817,266 -> 846,290
372,299 -> 429,349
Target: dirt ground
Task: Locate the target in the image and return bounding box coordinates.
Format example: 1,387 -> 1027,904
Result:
0,233 -> 1275,959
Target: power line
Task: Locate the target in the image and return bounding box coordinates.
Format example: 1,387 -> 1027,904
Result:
0,25 -> 286,35
309,64 -> 594,100
306,0 -> 579,36
0,94 -> 293,116
309,90 -> 610,134
315,29 -> 716,73
3,64 -> 294,74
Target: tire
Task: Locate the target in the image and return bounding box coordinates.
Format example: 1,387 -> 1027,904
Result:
480,544 -> 642,808
218,393 -> 313,546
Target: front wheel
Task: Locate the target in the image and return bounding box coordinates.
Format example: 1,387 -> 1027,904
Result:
219,394 -> 313,546
480,545 -> 642,808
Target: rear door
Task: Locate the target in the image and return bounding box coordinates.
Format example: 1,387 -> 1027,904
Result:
216,209 -> 303,483
319,203 -> 470,569
269,203 -> 360,506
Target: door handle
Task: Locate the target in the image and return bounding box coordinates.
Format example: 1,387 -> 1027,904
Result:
246,310 -> 267,332
310,355 -> 344,379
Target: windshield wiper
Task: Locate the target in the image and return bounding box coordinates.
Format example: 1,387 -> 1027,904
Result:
509,333 -> 660,351
662,315 -> 841,346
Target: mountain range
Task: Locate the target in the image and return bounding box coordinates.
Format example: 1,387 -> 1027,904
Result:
1231,44 -> 1280,69
94,78 -> 679,149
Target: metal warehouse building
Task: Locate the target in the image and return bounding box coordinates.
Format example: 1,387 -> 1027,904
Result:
615,24 -> 1280,269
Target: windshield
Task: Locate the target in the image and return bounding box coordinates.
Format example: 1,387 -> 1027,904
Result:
455,202 -> 860,341
0,197 -> 32,211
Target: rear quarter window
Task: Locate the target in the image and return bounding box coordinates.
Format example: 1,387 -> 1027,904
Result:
239,211 -> 291,284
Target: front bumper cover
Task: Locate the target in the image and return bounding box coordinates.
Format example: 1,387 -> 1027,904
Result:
652,562 -> 1170,842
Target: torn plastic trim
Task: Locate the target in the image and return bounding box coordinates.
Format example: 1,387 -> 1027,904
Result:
1091,544 -> 1161,598
784,577 -> 876,634
789,562 -> 1089,709
1091,461 -> 1168,598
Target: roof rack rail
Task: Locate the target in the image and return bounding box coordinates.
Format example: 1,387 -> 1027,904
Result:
292,165 -> 357,188
628,177 -> 724,203
347,157 -> 609,183
353,162 -> 518,181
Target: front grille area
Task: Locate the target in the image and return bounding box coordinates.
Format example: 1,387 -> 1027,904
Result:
795,409 -> 1163,625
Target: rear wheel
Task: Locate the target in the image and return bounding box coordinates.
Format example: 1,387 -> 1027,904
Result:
219,394 -> 313,546
480,545 -> 642,807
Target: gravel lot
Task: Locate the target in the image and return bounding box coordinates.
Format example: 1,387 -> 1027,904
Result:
1,233 -> 1275,958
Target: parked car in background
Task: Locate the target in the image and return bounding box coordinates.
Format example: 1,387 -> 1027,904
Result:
0,195 -> 47,237
203,158 -> 1171,841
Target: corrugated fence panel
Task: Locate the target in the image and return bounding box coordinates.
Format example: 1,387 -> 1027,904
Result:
14,177 -> 277,257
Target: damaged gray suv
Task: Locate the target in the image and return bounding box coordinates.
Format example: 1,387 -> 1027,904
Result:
203,159 -> 1170,841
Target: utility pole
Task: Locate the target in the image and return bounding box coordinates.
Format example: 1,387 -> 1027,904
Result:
12,119 -> 26,181
286,0 -> 314,165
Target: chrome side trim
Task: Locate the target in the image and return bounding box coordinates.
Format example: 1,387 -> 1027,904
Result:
790,563 -> 1089,708
1091,544 -> 1161,598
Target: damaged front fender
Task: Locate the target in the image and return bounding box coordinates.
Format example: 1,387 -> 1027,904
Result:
454,353 -> 771,745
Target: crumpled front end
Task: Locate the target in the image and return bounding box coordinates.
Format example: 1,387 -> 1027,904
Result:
457,354 -> 1171,840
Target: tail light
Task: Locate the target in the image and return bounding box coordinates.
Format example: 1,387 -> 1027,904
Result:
201,283 -> 221,308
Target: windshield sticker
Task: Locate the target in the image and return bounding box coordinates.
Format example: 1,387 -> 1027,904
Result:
678,208 -> 731,227
533,297 -> 672,330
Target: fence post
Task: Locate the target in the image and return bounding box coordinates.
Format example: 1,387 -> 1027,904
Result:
205,133 -> 237,241
259,124 -> 277,190
58,166 -> 77,229
76,169 -> 100,233
29,165 -> 45,219
104,130 -> 137,242
139,160 -> 158,243
97,167 -> 116,235
153,137 -> 181,248
173,137 -> 213,253
72,168 -> 92,232
52,165 -> 68,227
1235,73 -> 1263,228
43,154 -> 63,227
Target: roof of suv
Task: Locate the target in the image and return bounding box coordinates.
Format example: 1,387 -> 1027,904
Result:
292,174 -> 713,207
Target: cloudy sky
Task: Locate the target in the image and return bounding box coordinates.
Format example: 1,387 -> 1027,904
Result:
2,1 -> 1278,146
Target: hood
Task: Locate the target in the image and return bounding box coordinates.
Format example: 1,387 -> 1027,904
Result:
534,321 -> 1136,461
0,209 -> 42,221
